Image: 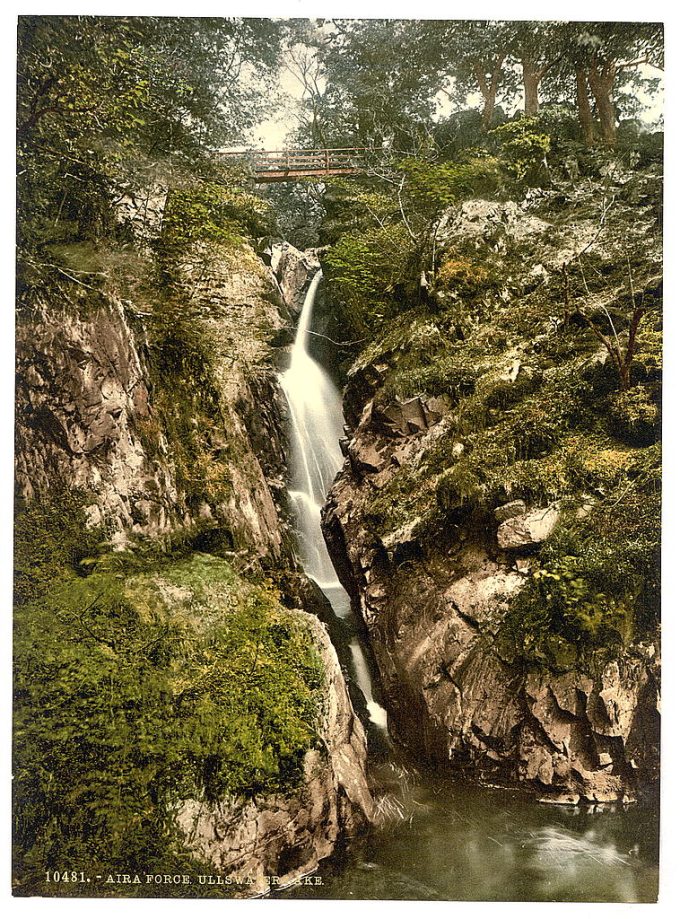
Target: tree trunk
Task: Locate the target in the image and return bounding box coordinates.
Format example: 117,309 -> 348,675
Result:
575,68 -> 594,148
588,63 -> 618,149
481,90 -> 496,130
522,62 -> 540,116
474,55 -> 505,131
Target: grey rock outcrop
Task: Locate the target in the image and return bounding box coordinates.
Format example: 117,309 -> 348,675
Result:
321,365 -> 660,805
15,247 -> 295,560
176,613 -> 374,896
436,199 -> 550,251
497,503 -> 560,550
373,394 -> 452,438
271,242 -> 321,317
15,297 -> 178,548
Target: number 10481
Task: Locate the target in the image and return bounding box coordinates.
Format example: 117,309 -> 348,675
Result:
45,870 -> 87,883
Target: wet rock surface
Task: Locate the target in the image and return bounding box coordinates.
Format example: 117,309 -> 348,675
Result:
270,242 -> 321,318
15,297 -> 178,547
16,240 -> 375,884
15,249 -> 293,560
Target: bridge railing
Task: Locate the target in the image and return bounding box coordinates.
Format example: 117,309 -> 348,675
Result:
220,146 -> 375,174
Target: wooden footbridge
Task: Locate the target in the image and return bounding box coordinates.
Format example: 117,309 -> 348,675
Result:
219,147 -> 376,183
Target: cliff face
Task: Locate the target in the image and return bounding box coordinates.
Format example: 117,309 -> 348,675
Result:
16,294 -> 179,545
322,172 -> 661,806
15,245 -> 295,559
324,463 -> 659,803
14,232 -> 373,888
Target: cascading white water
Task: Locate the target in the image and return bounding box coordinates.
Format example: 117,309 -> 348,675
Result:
349,639 -> 388,731
280,271 -> 344,588
280,269 -> 387,731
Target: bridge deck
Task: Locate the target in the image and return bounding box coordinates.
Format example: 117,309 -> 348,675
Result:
220,146 -> 373,182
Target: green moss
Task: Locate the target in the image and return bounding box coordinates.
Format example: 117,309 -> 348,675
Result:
496,445 -> 660,671
14,489 -> 106,606
608,383 -> 661,445
13,554 -> 325,894
351,165 -> 661,668
144,303 -> 236,513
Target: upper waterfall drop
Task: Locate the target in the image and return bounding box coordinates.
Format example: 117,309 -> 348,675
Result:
280,268 -> 389,733
280,270 -> 345,588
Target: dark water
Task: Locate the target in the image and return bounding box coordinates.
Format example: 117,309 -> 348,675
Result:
279,582 -> 659,903
278,585 -> 659,903
280,751 -> 659,902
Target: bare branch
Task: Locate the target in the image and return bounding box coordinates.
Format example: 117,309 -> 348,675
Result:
397,175 -> 418,243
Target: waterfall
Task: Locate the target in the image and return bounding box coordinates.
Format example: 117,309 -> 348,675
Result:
350,639 -> 388,731
280,271 -> 344,588
280,269 -> 387,731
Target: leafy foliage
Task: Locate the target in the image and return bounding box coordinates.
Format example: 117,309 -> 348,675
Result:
322,156 -> 498,338
491,117 -> 551,183
497,454 -> 660,671
398,157 -> 500,221
17,16 -> 283,250
155,179 -> 275,285
324,224 -> 417,335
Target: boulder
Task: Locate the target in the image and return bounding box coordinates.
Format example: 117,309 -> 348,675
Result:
493,499 -> 527,523
176,614 -> 374,896
497,504 -> 560,550
349,437 -> 384,474
374,395 -> 447,438
270,242 -> 320,316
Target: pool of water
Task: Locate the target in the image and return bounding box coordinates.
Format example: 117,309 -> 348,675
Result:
279,751 -> 659,902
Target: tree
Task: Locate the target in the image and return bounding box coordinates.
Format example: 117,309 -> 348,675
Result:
560,179 -> 662,391
575,66 -> 596,148
508,22 -> 565,116
417,21 -> 517,131
316,19 -> 441,150
17,16 -> 284,246
573,22 -> 663,148
283,38 -> 330,147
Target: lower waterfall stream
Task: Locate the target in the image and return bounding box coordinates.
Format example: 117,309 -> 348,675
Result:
278,272 -> 659,902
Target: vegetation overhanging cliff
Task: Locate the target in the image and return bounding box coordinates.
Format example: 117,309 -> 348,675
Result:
317,123 -> 661,805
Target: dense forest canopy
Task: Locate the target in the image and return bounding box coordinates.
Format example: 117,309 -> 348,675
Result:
275,19 -> 662,148
17,17 -> 662,253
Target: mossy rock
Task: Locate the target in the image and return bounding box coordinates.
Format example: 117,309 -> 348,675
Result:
13,553 -> 325,889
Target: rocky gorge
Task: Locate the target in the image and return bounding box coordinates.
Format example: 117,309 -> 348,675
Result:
320,174 -> 661,809
324,400 -> 660,805
14,169 -> 662,898
14,14 -> 665,904
14,221 -> 376,895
